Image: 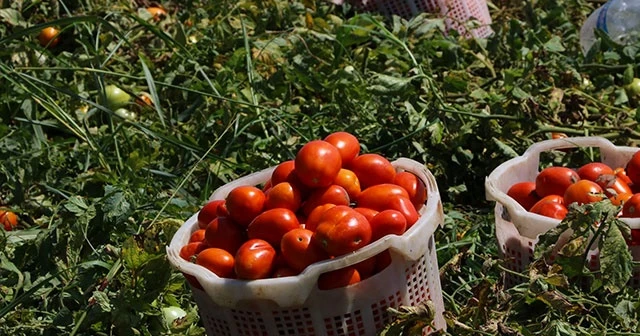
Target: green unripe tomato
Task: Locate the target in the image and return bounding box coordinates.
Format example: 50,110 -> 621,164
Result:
114,108 -> 137,121
161,306 -> 188,332
625,78 -> 640,98
103,85 -> 131,109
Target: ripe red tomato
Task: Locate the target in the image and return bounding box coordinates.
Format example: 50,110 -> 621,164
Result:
247,208 -> 300,247
529,197 -> 568,219
353,207 -> 379,223
196,248 -> 235,278
317,266 -> 361,290
353,256 -> 377,280
349,154 -> 396,189
189,229 -> 206,243
197,199 -> 226,229
393,171 -> 427,211
369,209 -> 407,241
625,151 -> 640,186
313,205 -> 372,256
272,266 -> 299,278
324,131 -> 360,167
333,168 -> 362,200
387,196 -> 419,228
507,181 -> 540,211
356,184 -> 410,210
294,140 -> 342,188
264,182 -> 302,212
271,160 -> 296,185
301,184 -> 350,216
374,250 -> 392,273
280,228 -> 330,272
576,162 -> 614,182
38,27 -> 60,48
595,174 -> 632,198
225,186 -> 266,227
204,217 -> 246,255
563,180 -> 604,206
621,193 -> 640,217
305,203 -> 336,232
234,239 -> 277,280
179,242 -> 206,262
535,166 -> 580,197
0,210 -> 18,231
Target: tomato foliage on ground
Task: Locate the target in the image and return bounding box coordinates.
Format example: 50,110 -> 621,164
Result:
1,0 -> 640,335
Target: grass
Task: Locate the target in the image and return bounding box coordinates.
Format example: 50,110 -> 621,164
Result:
2,0 -> 640,335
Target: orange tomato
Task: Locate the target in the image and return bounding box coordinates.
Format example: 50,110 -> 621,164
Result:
189,229 -> 206,243
0,210 -> 18,231
179,242 -> 206,262
563,180 -> 604,206
332,168 -> 362,200
146,6 -> 167,21
38,27 -> 60,48
264,182 -> 302,212
196,248 -> 235,278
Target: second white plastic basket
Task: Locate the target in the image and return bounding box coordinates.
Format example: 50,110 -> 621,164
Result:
331,0 -> 493,38
167,158 -> 446,335
485,136 -> 640,288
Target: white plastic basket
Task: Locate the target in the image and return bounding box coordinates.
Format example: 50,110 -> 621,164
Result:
331,0 -> 493,38
485,136 -> 640,288
167,158 -> 446,335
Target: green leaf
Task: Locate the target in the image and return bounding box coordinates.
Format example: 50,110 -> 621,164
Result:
543,36 -> 566,52
623,64 -> 635,85
599,221 -> 633,293
102,186 -> 132,224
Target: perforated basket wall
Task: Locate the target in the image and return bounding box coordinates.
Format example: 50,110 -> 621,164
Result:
486,137 -> 640,288
334,0 -> 493,38
167,158 -> 446,335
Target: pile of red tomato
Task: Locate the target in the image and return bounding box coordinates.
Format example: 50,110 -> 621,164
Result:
507,151 -> 640,243
179,132 -> 428,289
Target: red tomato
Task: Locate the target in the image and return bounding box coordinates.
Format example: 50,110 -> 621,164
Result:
262,179 -> 272,192
576,162 -> 614,182
353,256 -> 377,280
197,199 -> 226,229
333,168 -> 362,200
625,151 -> 640,186
353,207 -> 379,223
374,250 -> 392,273
280,228 -> 330,272
294,140 -> 342,188
301,185 -> 350,216
507,181 -> 540,211
610,192 -> 633,206
204,217 -> 246,255
349,154 -> 396,189
393,171 -> 427,211
189,229 -> 206,243
225,186 -> 266,227
595,174 -> 633,198
196,248 -> 235,278
313,205 -> 372,256
324,131 -> 360,167
179,242 -> 206,262
534,194 -> 565,205
388,196 -> 419,228
563,180 -> 604,206
272,266 -> 299,278
529,198 -> 568,219
317,266 -> 361,290
369,209 -> 407,241
271,160 -> 296,186
0,210 -> 18,231
264,182 -> 302,212
247,208 -> 300,247
621,194 -> 640,217
356,184 -> 410,210
234,239 -> 277,280
551,132 -> 568,140
305,203 -> 337,232
614,167 -> 634,186
535,166 -> 580,197
38,27 -> 60,48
